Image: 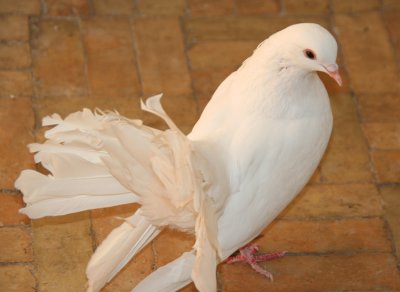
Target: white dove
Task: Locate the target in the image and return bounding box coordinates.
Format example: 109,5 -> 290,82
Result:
15,23 -> 341,292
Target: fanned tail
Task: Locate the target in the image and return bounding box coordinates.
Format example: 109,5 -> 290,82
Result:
14,107 -> 141,218
87,212 -> 161,292
15,94 -> 224,292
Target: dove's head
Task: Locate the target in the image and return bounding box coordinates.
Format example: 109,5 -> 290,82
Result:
270,23 -> 342,86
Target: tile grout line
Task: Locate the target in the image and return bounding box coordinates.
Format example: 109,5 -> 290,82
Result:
342,2 -> 400,274
0,188 -> 19,194
0,261 -> 36,267
39,0 -> 47,15
381,214 -> 400,268
371,0 -> 400,254
76,12 -> 91,99
179,14 -> 200,117
277,214 -> 388,222
75,5 -> 97,257
28,15 -> 43,133
27,8 -> 40,292
379,2 -> 400,72
86,0 -> 95,16
129,15 -> 145,99
150,240 -> 158,271
329,11 -> 381,188
25,221 -> 39,292
271,250 -> 396,257
88,211 -> 98,253
320,2 -> 335,184
354,10 -> 397,186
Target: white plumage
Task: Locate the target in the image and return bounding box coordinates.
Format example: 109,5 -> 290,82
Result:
15,23 -> 341,291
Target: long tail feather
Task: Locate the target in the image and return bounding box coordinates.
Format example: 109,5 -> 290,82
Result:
19,194 -> 136,219
132,251 -> 195,292
87,211 -> 161,292
15,170 -> 133,203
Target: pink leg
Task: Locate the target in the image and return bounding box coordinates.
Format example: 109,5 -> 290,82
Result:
224,243 -> 287,281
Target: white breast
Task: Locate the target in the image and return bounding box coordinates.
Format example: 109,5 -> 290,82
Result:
217,111 -> 332,257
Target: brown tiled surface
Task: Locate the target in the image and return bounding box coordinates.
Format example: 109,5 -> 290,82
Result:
134,18 -> 192,97
31,18 -> 87,97
220,253 -> 400,291
256,217 -> 392,253
0,1 -> 399,291
0,193 -> 30,225
0,43 -> 31,69
188,0 -> 235,17
380,186 -> 400,259
0,0 -> 41,15
82,17 -> 141,98
236,0 -> 280,15
0,97 -> 35,188
92,0 -> 136,15
331,0 -> 380,13
0,265 -> 36,291
284,0 -> 330,15
0,15 -> 29,40
32,213 -> 93,291
138,0 -> 186,16
334,12 -> 400,95
0,226 -> 32,262
46,0 -> 90,16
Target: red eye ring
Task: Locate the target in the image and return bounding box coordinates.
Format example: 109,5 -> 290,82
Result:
304,49 -> 316,60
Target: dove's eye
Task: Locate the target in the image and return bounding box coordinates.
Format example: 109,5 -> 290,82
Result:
304,49 -> 316,60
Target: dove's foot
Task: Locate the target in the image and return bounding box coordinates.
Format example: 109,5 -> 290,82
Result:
224,243 -> 286,280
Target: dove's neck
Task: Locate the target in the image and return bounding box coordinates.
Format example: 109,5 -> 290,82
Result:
190,48 -> 331,142
233,49 -> 329,118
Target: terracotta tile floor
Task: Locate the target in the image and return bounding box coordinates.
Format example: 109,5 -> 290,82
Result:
1,0 -> 400,291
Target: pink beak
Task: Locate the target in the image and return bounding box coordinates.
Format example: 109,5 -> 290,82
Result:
323,64 -> 342,87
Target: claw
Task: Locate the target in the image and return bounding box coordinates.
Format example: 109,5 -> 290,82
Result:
224,244 -> 286,280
